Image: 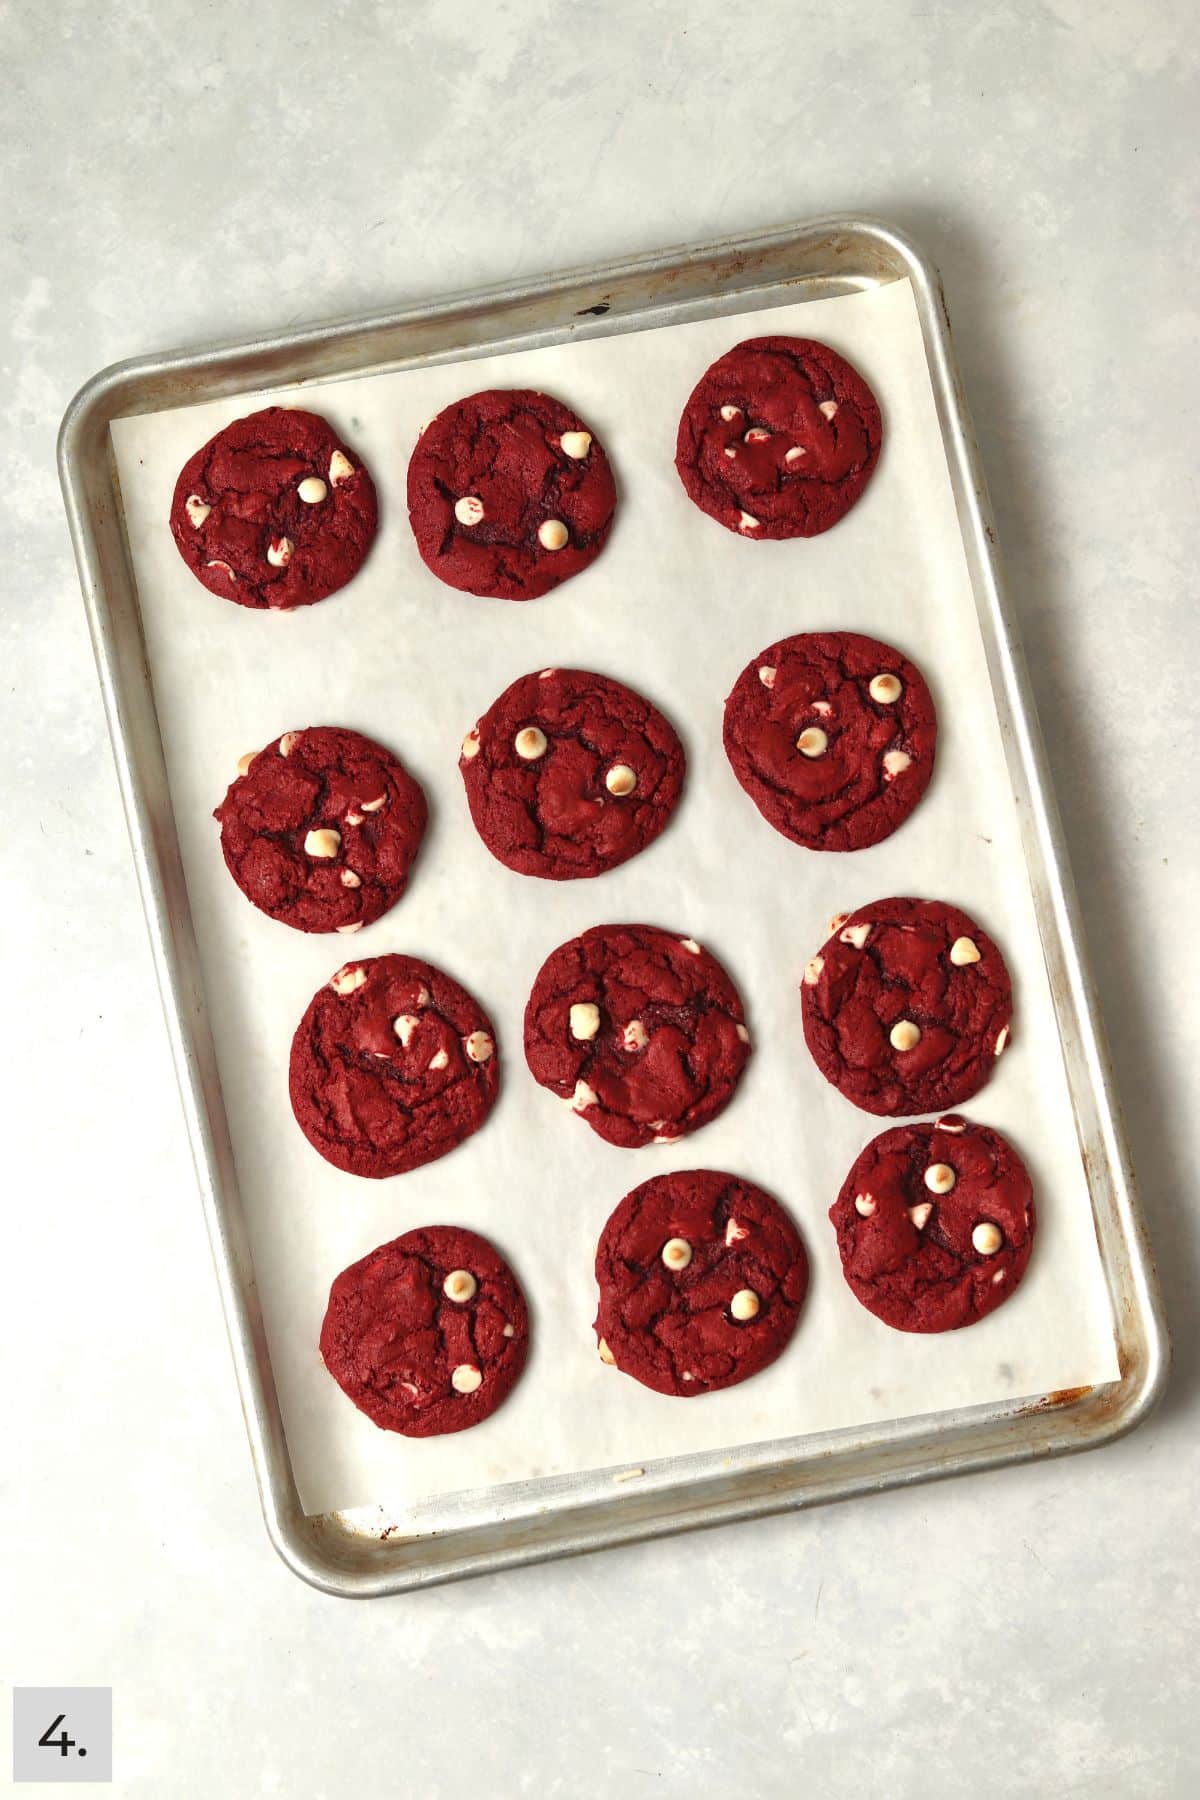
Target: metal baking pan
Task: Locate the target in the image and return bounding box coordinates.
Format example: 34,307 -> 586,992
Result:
59,216 -> 1168,1596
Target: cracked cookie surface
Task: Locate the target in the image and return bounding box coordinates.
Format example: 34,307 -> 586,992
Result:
524,924 -> 751,1149
830,1116 -> 1035,1332
593,1170 -> 807,1395
214,726 -> 427,932
321,1225 -> 528,1435
406,388 -> 616,600
801,896 -> 1013,1116
170,405 -> 377,609
724,630 -> 935,851
675,336 -> 882,539
290,954 -> 499,1178
460,666 -> 684,879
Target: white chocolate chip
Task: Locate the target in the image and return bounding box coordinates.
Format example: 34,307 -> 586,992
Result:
840,923 -> 871,949
237,751 -> 258,778
279,731 -> 301,757
329,449 -> 354,486
297,476 -> 328,504
185,494 -> 212,528
538,518 -> 569,551
443,1269 -> 477,1303
784,445 -> 806,464
503,1322 -> 515,1336
429,1048 -> 450,1071
829,912 -> 850,933
360,794 -> 387,813
653,1130 -> 679,1145
972,1222 -> 1003,1256
797,727 -> 828,757
679,938 -> 701,955
569,1002 -> 600,1041
869,672 -> 903,704
205,559 -> 236,579
737,510 -> 760,533
994,1026 -> 1009,1057
605,764 -> 637,797
538,668 -> 556,679
415,985 -> 431,1007
569,1079 -> 598,1112
622,1019 -> 649,1052
855,1193 -> 877,1217
345,811 -> 364,826
744,427 -> 771,444
559,431 -> 592,459
465,1031 -> 493,1063
812,700 -> 833,717
758,665 -> 777,689
992,1268 -> 1006,1285
515,725 -> 548,761
336,921 -> 362,934
461,728 -> 480,760
890,1019 -> 922,1052
454,494 -> 485,527
598,1336 -> 615,1364
936,1115 -> 967,1134
803,956 -> 825,986
719,404 -> 742,422
451,1364 -> 482,1394
393,1014 -> 420,1046
925,1162 -> 957,1195
266,536 -> 293,568
730,1288 -> 760,1322
908,1202 -> 934,1230
735,1023 -> 750,1044
723,445 -> 738,459
819,400 -> 838,420
330,964 -> 366,995
725,1218 -> 749,1246
950,936 -> 982,966
661,1237 -> 692,1271
883,750 -> 912,780
304,827 -> 341,858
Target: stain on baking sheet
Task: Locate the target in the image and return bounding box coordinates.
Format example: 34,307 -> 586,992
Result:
1023,1384 -> 1094,1414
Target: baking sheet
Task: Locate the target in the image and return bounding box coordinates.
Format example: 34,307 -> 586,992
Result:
111,278 -> 1120,1519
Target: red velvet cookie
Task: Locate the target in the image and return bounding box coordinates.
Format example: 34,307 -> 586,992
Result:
170,406 -> 377,609
321,1225 -> 528,1436
214,727 -> 427,933
290,954 -> 499,1178
524,924 -> 752,1149
460,667 -> 685,879
801,897 -> 1013,1116
593,1170 -> 807,1396
406,389 -> 616,600
724,631 -> 936,851
830,1116 -> 1036,1332
675,336 -> 882,539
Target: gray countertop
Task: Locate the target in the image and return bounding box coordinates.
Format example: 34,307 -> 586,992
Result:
2,3 -> 1196,1795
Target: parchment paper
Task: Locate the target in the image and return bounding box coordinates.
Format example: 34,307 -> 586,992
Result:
111,278 -> 1120,1519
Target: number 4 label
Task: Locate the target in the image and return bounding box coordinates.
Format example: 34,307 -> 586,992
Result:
38,1714 -> 79,1757
12,1688 -> 112,1783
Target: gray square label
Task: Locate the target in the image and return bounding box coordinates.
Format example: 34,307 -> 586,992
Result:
12,1689 -> 112,1784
